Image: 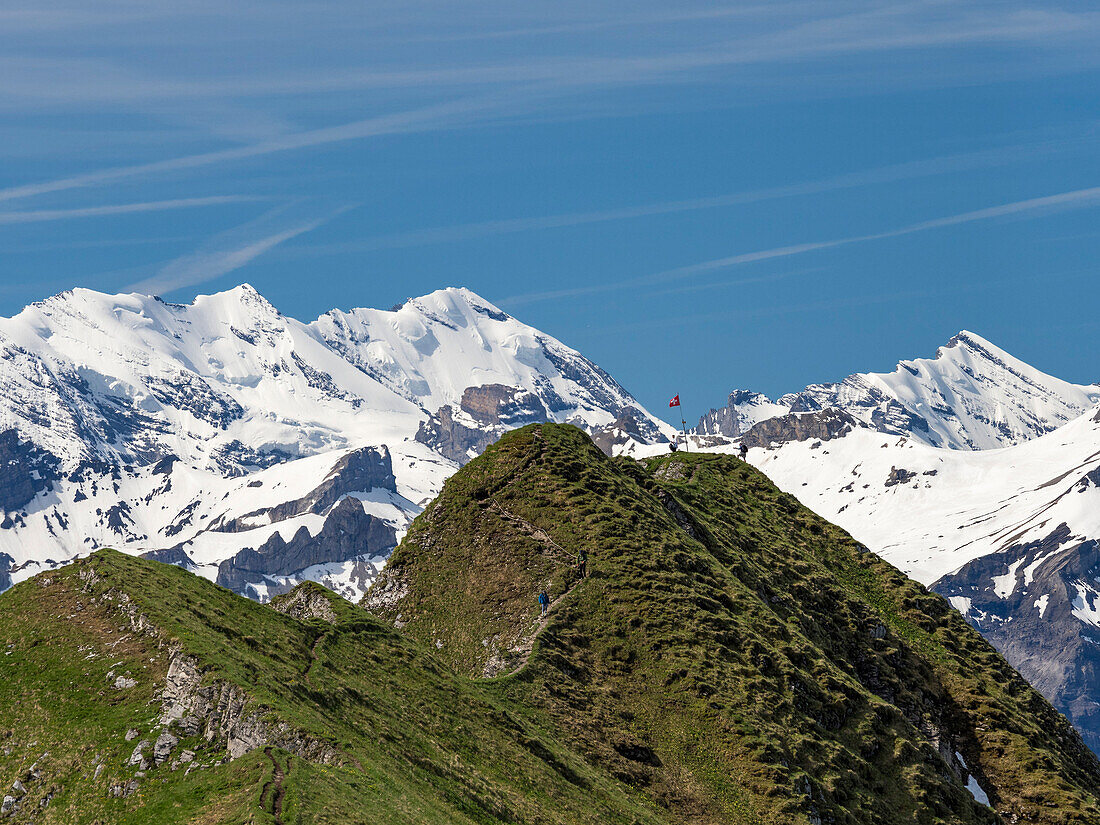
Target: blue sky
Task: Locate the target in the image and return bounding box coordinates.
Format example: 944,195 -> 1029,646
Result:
1,1 -> 1099,425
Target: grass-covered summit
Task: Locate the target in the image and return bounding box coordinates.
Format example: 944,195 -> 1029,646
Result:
0,422 -> 1097,824
367,423 -> 1100,824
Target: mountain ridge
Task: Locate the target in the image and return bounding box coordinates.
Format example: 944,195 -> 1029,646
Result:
698,330 -> 1099,450
687,336 -> 1100,756
366,423 -> 1100,823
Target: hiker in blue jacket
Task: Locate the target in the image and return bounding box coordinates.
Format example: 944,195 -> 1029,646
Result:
538,589 -> 549,616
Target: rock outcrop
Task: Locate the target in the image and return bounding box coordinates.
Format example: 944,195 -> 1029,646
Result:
215,497 -> 397,594
416,384 -> 549,464
0,429 -> 60,517
160,651 -> 339,763
738,408 -> 859,449
211,446 -> 397,533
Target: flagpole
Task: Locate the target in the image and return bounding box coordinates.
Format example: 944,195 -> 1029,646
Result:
681,397 -> 689,453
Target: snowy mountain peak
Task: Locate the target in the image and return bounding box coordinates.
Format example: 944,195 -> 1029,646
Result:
944,329 -> 1002,353
699,331 -> 1099,450
406,286 -> 509,319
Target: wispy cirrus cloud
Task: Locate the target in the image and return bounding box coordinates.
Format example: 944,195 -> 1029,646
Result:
500,183 -> 1100,307
1,3 -> 1097,206
0,94 -> 501,205
286,139 -> 1070,258
0,195 -> 259,225
126,202 -> 354,296
3,5 -> 1095,104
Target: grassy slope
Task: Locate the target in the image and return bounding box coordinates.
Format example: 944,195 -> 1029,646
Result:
373,423 -> 1100,825
0,552 -> 667,825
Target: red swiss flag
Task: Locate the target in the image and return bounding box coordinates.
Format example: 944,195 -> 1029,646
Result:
669,394 -> 680,408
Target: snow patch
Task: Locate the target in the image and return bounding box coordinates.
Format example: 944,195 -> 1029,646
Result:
1034,594 -> 1050,619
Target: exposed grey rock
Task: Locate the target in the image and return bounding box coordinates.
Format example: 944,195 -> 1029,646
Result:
738,409 -> 860,450
885,467 -> 918,487
127,740 -> 150,767
139,546 -> 194,568
415,404 -> 495,464
154,731 -> 178,765
696,390 -> 774,437
0,429 -> 60,518
460,383 -> 548,427
589,408 -> 668,456
270,583 -> 339,622
113,675 -> 136,689
361,575 -> 409,615
212,445 -> 396,533
935,523 -> 1100,755
1,795 -> 15,816
160,651 -> 339,764
124,728 -> 140,741
214,497 -> 396,594
416,384 -> 548,463
417,383 -> 666,465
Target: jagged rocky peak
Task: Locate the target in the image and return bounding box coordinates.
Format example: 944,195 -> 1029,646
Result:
696,389 -> 788,437
697,330 -> 1099,451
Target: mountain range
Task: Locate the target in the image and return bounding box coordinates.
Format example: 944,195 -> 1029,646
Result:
0,285 -> 670,600
696,331 -> 1100,450
2,282 -> 1100,772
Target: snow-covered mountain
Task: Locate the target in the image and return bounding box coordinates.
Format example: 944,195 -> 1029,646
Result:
0,284 -> 672,600
698,331 -> 1100,450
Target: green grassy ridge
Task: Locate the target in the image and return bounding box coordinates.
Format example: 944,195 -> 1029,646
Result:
0,549 -> 671,824
372,423 -> 1100,824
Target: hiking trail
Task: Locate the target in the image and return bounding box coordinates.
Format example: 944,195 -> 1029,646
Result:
261,747 -> 289,825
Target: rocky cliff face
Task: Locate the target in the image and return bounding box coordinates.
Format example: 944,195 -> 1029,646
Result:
159,651 -> 340,762
737,408 -> 859,449
416,383 -> 668,464
0,429 -> 60,515
209,446 -> 397,533
74,561 -> 341,772
415,383 -> 550,463
696,389 -> 789,437
215,496 -> 397,596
